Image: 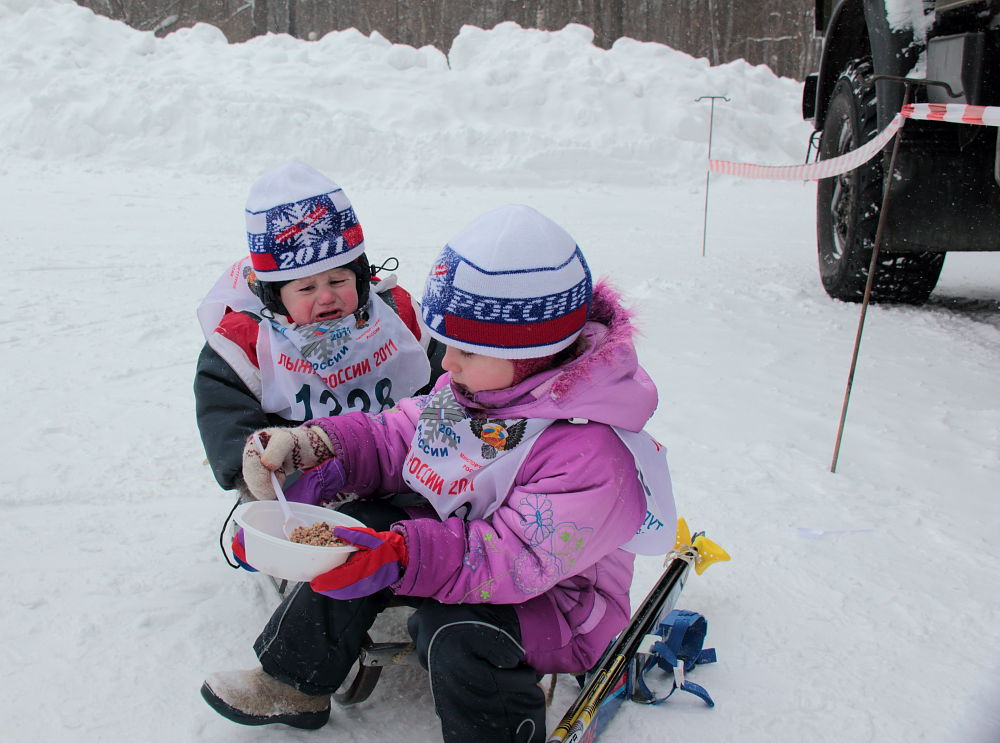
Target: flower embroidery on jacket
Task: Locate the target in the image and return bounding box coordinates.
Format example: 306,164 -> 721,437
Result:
513,548 -> 561,594
458,574 -> 501,603
550,522 -> 591,570
517,493 -> 554,545
463,540 -> 485,570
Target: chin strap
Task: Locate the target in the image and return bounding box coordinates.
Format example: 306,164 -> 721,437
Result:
370,256 -> 399,276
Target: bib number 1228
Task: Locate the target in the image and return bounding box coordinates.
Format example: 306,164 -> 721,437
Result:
294,380 -> 395,419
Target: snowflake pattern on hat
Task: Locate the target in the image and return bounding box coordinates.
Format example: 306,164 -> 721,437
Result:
248,193 -> 364,275
245,162 -> 366,281
267,196 -> 337,250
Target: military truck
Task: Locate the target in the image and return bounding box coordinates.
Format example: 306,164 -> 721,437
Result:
803,0 -> 1000,303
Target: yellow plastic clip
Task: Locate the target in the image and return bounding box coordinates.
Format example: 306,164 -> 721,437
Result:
673,517 -> 730,575
692,534 -> 730,575
674,517 -> 693,553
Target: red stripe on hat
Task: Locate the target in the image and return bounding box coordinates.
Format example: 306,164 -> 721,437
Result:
343,223 -> 364,247
306,204 -> 328,222
444,305 -> 587,348
275,205 -> 329,243
250,252 -> 279,271
275,224 -> 303,242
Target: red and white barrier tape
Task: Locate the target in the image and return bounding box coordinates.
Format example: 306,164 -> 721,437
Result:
709,114 -> 903,180
709,102 -> 1000,181
900,102 -> 1000,126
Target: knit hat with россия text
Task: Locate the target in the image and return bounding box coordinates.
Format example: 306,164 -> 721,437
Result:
420,205 -> 592,360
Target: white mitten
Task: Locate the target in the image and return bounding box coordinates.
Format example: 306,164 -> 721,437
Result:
241,426 -> 335,500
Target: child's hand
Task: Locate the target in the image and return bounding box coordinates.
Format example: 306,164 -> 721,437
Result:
241,426 -> 335,500
310,527 -> 408,599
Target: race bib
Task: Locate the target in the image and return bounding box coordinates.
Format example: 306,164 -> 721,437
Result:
401,386 -> 552,521
259,293 -> 430,420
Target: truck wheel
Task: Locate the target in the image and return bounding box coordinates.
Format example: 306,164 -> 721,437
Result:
816,59 -> 944,303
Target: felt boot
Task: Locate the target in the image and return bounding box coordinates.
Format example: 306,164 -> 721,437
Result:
200,667 -> 330,729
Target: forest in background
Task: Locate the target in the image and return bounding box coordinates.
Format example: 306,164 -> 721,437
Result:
76,0 -> 822,80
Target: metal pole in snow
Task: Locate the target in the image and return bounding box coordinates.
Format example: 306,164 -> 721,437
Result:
830,84 -> 913,473
697,95 -> 730,257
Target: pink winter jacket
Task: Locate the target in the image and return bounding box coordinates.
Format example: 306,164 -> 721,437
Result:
308,282 -> 658,673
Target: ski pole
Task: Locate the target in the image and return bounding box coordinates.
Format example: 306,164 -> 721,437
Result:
546,558 -> 688,743
546,520 -> 728,742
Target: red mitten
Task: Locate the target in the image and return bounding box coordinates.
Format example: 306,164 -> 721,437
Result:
310,527 -> 408,600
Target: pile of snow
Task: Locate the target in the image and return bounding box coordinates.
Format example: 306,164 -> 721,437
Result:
0,0 -> 806,186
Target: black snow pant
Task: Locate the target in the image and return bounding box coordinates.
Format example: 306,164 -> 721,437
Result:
254,499 -> 546,743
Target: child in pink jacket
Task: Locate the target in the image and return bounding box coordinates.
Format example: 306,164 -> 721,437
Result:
201,205 -> 676,743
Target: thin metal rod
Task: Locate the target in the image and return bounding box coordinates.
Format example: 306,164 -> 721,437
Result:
697,95 -> 730,257
830,85 -> 913,473
701,100 -> 715,258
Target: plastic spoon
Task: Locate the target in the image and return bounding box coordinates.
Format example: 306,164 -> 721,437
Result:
254,433 -> 308,539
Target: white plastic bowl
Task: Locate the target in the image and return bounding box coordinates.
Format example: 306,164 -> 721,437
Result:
233,501 -> 363,582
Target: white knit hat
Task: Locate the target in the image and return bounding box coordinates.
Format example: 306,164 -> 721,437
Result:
421,205 -> 592,359
244,161 -> 366,281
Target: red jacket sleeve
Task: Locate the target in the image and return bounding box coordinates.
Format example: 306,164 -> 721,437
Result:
388,285 -> 421,341
213,310 -> 261,368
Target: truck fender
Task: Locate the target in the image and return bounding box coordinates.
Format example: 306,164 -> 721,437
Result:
814,0 -> 920,129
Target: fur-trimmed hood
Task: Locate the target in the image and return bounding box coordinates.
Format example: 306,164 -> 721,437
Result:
451,280 -> 658,431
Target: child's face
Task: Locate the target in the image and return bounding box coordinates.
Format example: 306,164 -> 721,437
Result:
279,267 -> 359,325
441,346 -> 515,393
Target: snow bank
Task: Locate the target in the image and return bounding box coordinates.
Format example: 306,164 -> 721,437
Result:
0,0 -> 807,186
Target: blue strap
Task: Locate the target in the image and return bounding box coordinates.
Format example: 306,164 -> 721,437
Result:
656,610 -> 715,672
635,609 -> 717,707
675,679 -> 715,707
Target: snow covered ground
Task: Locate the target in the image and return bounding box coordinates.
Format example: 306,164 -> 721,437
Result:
1,2 -> 998,742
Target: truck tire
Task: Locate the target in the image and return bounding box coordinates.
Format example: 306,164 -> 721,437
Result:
816,59 -> 944,303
